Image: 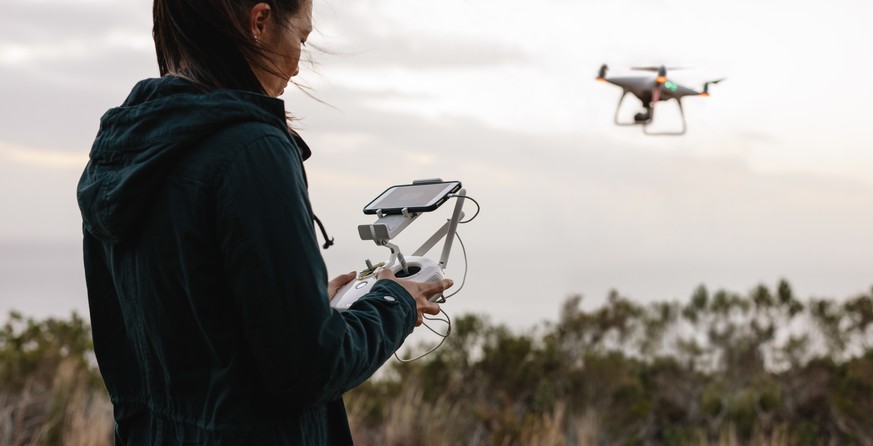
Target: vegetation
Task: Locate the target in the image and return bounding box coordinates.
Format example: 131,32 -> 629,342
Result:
346,281 -> 873,445
0,312 -> 112,446
2,280 -> 872,445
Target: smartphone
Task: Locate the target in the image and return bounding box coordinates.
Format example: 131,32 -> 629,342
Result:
363,180 -> 462,215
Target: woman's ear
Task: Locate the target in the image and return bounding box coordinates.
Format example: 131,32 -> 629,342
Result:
249,3 -> 272,41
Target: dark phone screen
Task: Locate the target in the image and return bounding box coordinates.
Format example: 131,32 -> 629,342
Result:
364,182 -> 460,213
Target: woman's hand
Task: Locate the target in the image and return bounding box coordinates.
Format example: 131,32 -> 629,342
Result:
376,268 -> 452,326
327,271 -> 357,301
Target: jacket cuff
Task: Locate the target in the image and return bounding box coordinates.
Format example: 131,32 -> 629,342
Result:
366,279 -> 417,332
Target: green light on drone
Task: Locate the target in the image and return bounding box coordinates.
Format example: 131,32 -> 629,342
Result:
664,81 -> 678,92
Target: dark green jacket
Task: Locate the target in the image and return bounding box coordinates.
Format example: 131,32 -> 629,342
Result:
77,77 -> 416,445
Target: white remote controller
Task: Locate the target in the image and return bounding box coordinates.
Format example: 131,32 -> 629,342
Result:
330,256 -> 445,312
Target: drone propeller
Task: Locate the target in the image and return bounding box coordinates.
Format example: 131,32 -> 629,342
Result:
630,66 -> 686,72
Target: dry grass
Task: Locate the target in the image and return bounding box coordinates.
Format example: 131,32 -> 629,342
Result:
345,386 -> 814,446
0,358 -> 112,446
347,389 -> 598,446
0,375 -> 818,446
0,355 -> 840,446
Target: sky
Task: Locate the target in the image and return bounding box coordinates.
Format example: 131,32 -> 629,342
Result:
1,0 -> 872,330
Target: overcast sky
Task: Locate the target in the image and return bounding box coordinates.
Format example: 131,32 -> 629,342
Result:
1,0 -> 871,329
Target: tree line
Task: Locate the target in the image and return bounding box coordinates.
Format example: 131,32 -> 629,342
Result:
347,281 -> 873,445
2,280 -> 872,445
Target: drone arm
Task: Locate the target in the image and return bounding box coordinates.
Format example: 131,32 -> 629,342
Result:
701,78 -> 725,96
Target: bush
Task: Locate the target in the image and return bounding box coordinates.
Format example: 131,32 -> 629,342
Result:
4,281 -> 873,445
0,312 -> 112,446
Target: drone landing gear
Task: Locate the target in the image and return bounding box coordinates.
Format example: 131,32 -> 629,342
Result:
613,91 -> 645,127
612,92 -> 687,136
643,99 -> 686,136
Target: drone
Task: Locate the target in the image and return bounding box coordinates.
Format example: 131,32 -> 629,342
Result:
596,64 -> 724,135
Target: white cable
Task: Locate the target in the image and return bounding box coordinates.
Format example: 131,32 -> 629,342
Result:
394,310 -> 452,363
447,194 -> 481,223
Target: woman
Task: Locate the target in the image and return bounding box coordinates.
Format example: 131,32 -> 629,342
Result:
76,0 -> 451,444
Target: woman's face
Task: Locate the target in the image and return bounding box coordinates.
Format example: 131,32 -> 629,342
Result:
253,0 -> 313,97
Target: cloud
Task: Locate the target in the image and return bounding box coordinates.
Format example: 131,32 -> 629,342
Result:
0,0 -> 150,48
0,32 -> 151,67
0,62 -> 148,154
311,3 -> 529,70
0,0 -> 155,155
313,35 -> 529,70
2,0 -> 873,327
0,142 -> 87,169
287,82 -> 873,324
0,154 -> 84,242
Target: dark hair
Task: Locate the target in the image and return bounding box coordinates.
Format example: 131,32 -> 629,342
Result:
153,0 -> 304,94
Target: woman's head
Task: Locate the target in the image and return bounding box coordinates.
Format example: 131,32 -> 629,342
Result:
153,0 -> 312,97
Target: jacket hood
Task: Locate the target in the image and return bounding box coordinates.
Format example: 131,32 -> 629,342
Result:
77,76 -> 309,244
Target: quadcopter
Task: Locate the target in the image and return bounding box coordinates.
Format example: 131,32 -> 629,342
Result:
596,64 -> 724,135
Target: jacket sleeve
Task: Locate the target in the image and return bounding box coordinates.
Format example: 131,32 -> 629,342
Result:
214,127 -> 416,408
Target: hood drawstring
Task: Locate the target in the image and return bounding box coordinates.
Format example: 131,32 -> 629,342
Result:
313,214 -> 334,250
289,130 -> 332,250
